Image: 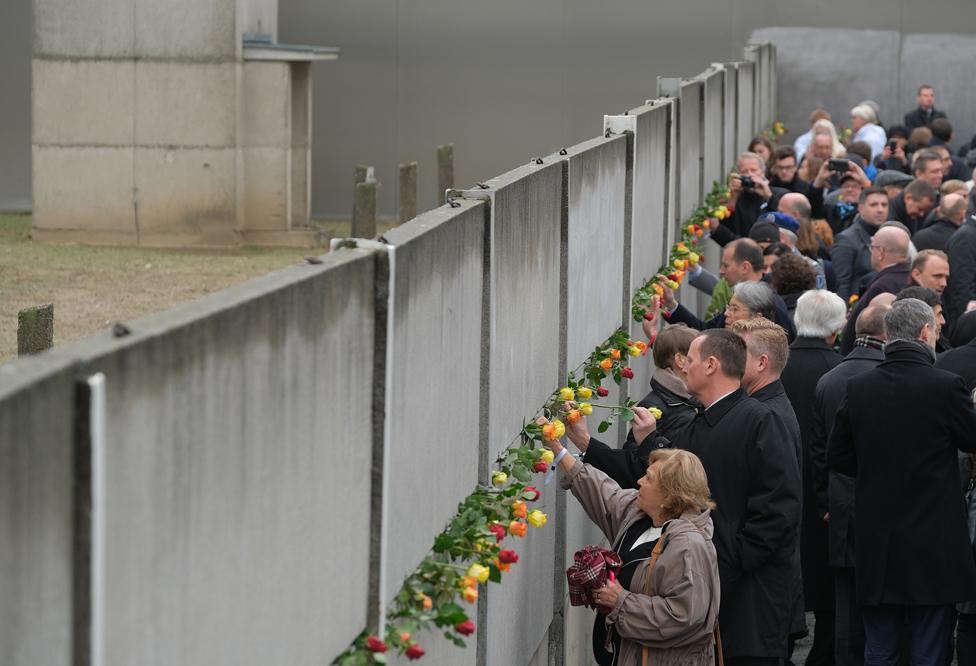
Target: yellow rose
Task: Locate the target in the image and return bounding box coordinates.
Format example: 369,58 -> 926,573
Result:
539,449 -> 555,465
527,510 -> 548,528
552,419 -> 566,439
648,407 -> 663,420
628,345 -> 641,357
467,563 -> 490,584
576,386 -> 593,400
558,387 -> 575,401
579,402 -> 593,416
491,471 -> 508,487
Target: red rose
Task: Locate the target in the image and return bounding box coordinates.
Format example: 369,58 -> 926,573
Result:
522,486 -> 540,501
406,644 -> 425,660
643,311 -> 655,321
455,619 -> 476,636
597,386 -> 609,397
533,460 -> 548,473
488,523 -> 506,542
365,635 -> 387,653
498,549 -> 519,564
621,367 -> 634,379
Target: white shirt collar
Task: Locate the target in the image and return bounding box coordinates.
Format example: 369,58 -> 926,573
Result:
705,389 -> 737,411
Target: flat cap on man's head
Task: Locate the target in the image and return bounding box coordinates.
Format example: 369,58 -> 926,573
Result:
874,170 -> 914,189
755,211 -> 800,232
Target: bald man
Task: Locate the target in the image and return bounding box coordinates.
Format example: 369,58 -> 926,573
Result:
839,226 -> 913,354
913,192 -> 968,252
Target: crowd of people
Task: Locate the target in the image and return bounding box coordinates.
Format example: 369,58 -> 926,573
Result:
543,85 -> 976,666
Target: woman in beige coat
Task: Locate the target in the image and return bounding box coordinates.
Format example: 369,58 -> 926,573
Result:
549,427 -> 720,665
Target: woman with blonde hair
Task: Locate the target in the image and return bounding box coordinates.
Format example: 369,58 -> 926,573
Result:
810,118 -> 847,158
551,431 -> 721,665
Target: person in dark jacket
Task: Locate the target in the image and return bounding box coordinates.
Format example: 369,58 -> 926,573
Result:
887,178 -> 938,236
945,215 -> 976,327
660,239 -> 797,340
913,192 -> 967,252
838,225 -> 912,354
711,152 -> 786,246
779,290 -> 847,666
832,187 -> 890,301
730,317 -> 808,659
828,299 -> 976,664
565,324 -> 700,489
903,85 -> 947,130
811,302 -> 889,666
669,329 -> 802,663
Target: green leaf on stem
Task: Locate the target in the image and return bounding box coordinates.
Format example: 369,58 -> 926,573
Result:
597,420 -> 610,433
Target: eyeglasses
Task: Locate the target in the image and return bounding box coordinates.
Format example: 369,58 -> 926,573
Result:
869,243 -> 887,252
725,303 -> 746,314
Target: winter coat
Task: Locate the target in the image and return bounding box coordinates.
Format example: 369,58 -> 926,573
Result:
945,218 -> 976,326
832,217 -> 878,302
913,218 -> 959,253
904,106 -> 947,131
670,389 -> 801,659
781,338 -> 844,610
710,188 -> 787,246
936,338 -> 976,392
561,460 -> 720,666
828,340 -> 976,605
583,369 -> 699,489
838,262 -> 912,355
812,345 -> 884,568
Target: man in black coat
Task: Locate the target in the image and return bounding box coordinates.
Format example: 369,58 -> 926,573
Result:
564,324 -> 700,489
730,317 -> 807,659
661,239 -> 797,340
812,302 -> 889,666
671,329 -> 802,663
936,321 -> 976,391
828,298 -> 976,663
903,85 -> 947,130
711,151 -> 786,246
945,215 -> 976,328
838,225 -> 912,355
832,187 -> 890,302
913,192 -> 967,252
779,290 -> 847,666
887,179 -> 938,236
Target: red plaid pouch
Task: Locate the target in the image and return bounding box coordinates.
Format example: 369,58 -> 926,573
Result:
566,545 -> 622,609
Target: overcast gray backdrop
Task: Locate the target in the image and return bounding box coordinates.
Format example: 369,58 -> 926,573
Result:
2,0 -> 975,220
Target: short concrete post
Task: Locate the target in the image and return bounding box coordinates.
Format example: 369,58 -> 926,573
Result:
398,162 -> 418,225
437,143 -> 454,204
352,179 -> 377,238
17,303 -> 54,356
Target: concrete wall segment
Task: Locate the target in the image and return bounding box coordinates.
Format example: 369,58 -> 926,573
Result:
134,0 -> 237,59
379,201 -> 486,611
56,248 -> 379,666
0,355 -> 77,666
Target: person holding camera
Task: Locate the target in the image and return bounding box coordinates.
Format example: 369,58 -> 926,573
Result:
815,158 -> 872,236
711,152 -> 786,246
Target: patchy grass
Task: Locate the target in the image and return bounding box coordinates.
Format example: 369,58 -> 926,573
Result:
0,214 -> 390,362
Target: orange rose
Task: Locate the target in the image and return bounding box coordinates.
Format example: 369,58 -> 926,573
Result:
600,358 -> 613,371
509,521 -> 528,537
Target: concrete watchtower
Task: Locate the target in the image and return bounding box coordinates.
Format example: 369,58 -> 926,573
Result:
31,0 -> 337,246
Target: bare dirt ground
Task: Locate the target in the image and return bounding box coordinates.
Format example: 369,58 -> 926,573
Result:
0,214 -> 376,362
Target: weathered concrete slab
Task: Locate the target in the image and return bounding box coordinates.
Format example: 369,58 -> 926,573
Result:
32,146 -> 135,233
0,355 -> 78,666
134,0 -> 236,59
701,67 -> 725,189
133,147 -> 237,237
721,64 -> 738,172
624,101 -> 673,395
556,135 -> 627,369
736,62 -> 756,155
60,249 -> 379,665
133,62 -> 237,147
678,79 -> 703,315
380,201 -> 485,613
32,60 -> 135,147
461,161 -> 563,463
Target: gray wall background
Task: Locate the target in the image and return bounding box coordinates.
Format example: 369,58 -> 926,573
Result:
3,0 -> 976,220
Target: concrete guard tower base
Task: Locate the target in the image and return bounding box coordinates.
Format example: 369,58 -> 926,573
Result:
31,0 -> 337,248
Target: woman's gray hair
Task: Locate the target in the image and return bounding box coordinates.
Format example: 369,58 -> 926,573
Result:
850,104 -> 878,124
733,281 -> 776,320
795,289 -> 847,338
884,298 -> 936,342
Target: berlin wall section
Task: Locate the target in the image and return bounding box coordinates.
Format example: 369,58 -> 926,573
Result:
458,161 -> 562,666
0,357 -> 77,666
380,201 -> 486,666
54,250 -> 379,666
